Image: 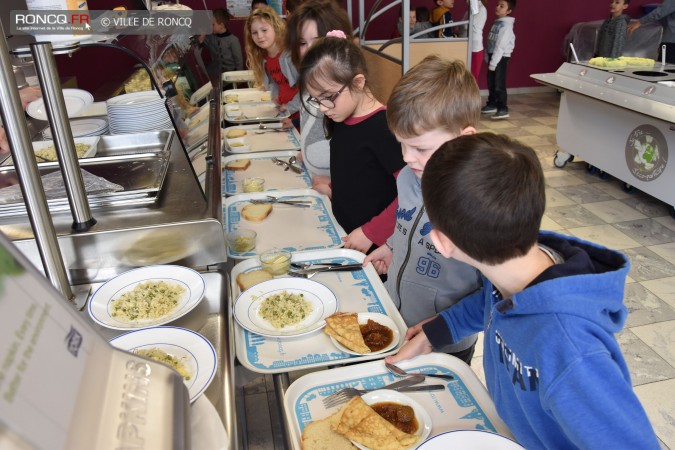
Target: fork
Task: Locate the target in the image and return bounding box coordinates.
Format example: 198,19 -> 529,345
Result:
288,263 -> 363,279
322,375 -> 424,408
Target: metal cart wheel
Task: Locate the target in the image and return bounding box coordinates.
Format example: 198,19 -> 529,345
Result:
554,151 -> 573,168
622,182 -> 634,193
598,170 -> 609,180
586,164 -> 598,174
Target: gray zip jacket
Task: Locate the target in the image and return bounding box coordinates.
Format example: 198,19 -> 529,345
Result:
385,166 -> 481,353
639,0 -> 675,43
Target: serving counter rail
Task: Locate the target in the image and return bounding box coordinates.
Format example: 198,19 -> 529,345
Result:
532,62 -> 675,214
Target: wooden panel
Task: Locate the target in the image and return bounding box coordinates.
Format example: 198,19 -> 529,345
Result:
362,50 -> 403,104
366,41 -> 469,66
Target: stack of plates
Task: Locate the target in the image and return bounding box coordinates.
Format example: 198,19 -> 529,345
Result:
106,91 -> 172,135
42,117 -> 109,139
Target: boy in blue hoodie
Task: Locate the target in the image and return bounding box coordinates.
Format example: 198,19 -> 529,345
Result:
386,133 -> 660,449
365,56 -> 482,365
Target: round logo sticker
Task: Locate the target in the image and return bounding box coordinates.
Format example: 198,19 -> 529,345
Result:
625,124 -> 668,182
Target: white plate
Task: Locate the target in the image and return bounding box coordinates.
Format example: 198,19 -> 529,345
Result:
26,88 -> 94,121
110,326 -> 216,403
350,390 -> 432,450
415,430 -> 524,449
328,312 -> 400,356
88,265 -> 206,330
42,118 -> 108,139
234,278 -> 338,338
106,90 -> 162,106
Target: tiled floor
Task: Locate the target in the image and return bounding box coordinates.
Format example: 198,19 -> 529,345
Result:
237,91 -> 675,449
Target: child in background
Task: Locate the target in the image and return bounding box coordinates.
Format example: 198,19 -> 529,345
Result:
596,0 -> 631,57
415,7 -> 435,38
285,0 -> 354,191
469,0 -> 487,80
299,35 -> 405,253
481,0 -> 515,119
392,5 -> 417,38
245,8 -> 301,122
364,57 -> 482,363
202,9 -> 243,75
386,132 -> 661,449
251,0 -> 268,12
431,0 -> 456,38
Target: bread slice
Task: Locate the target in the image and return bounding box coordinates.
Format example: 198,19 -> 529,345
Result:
236,269 -> 273,291
241,203 -> 272,222
301,413 -> 357,450
225,159 -> 251,171
226,128 -> 247,138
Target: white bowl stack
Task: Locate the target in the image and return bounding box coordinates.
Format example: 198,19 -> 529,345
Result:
42,117 -> 109,139
106,90 -> 172,135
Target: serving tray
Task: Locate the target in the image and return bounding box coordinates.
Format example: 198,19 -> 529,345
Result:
230,248 -> 407,373
222,189 -> 346,259
223,101 -> 289,123
222,151 -> 311,196
283,353 -> 515,449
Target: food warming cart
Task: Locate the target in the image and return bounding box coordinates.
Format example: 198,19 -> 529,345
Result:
531,62 -> 675,215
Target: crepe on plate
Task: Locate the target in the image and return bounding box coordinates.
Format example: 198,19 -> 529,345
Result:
324,313 -> 370,354
334,396 -> 419,450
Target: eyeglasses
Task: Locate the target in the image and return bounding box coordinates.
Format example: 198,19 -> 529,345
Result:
306,84 -> 349,109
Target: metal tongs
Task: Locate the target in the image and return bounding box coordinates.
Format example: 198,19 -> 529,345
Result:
249,195 -> 312,208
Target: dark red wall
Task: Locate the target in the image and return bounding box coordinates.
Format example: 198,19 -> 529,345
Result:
64,0 -> 662,93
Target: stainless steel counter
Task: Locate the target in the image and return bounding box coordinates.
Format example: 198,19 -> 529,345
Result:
532,63 -> 675,212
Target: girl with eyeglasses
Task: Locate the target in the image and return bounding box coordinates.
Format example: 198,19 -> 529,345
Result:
244,7 -> 300,123
298,35 -> 405,254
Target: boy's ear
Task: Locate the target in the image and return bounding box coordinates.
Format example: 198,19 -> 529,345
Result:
429,229 -> 455,258
459,126 -> 476,136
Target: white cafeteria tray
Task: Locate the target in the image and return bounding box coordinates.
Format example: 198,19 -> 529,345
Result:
222,150 -> 311,196
222,124 -> 301,153
223,189 -> 346,259
283,353 -> 515,449
222,88 -> 271,103
223,101 -> 290,123
230,248 -> 407,373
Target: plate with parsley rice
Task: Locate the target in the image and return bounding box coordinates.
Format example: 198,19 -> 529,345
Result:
234,278 -> 339,338
110,326 -> 216,402
88,265 -> 206,330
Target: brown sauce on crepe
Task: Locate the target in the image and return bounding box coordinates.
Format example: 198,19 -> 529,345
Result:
370,402 -> 418,434
360,319 -> 393,352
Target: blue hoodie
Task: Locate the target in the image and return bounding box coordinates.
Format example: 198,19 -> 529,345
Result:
423,231 -> 660,449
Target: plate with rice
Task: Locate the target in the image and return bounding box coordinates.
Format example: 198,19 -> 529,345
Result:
110,326 -> 216,402
234,278 -> 338,338
88,265 -> 206,330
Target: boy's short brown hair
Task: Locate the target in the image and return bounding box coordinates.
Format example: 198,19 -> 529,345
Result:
422,133 -> 545,265
213,8 -> 230,27
387,55 -> 480,138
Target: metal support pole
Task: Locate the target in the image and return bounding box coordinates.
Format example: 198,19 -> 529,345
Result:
0,27 -> 73,301
31,42 -> 97,231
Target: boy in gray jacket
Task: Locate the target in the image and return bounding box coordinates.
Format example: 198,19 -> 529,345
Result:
481,0 -> 515,119
364,56 -> 482,364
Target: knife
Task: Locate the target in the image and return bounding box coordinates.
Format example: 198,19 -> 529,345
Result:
291,263 -> 363,275
396,385 -> 446,393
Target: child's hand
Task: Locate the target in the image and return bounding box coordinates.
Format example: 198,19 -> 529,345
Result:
363,244 -> 393,275
342,227 -> 372,253
312,175 -> 332,198
404,316 -> 437,341
280,118 -> 293,129
384,330 -> 433,364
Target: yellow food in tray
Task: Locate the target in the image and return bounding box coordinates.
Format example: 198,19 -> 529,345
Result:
35,143 -> 91,161
588,56 -> 655,68
135,347 -> 191,380
258,290 -> 313,329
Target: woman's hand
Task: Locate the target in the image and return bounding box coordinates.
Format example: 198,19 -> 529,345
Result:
363,244 -> 393,275
342,227 -> 372,253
